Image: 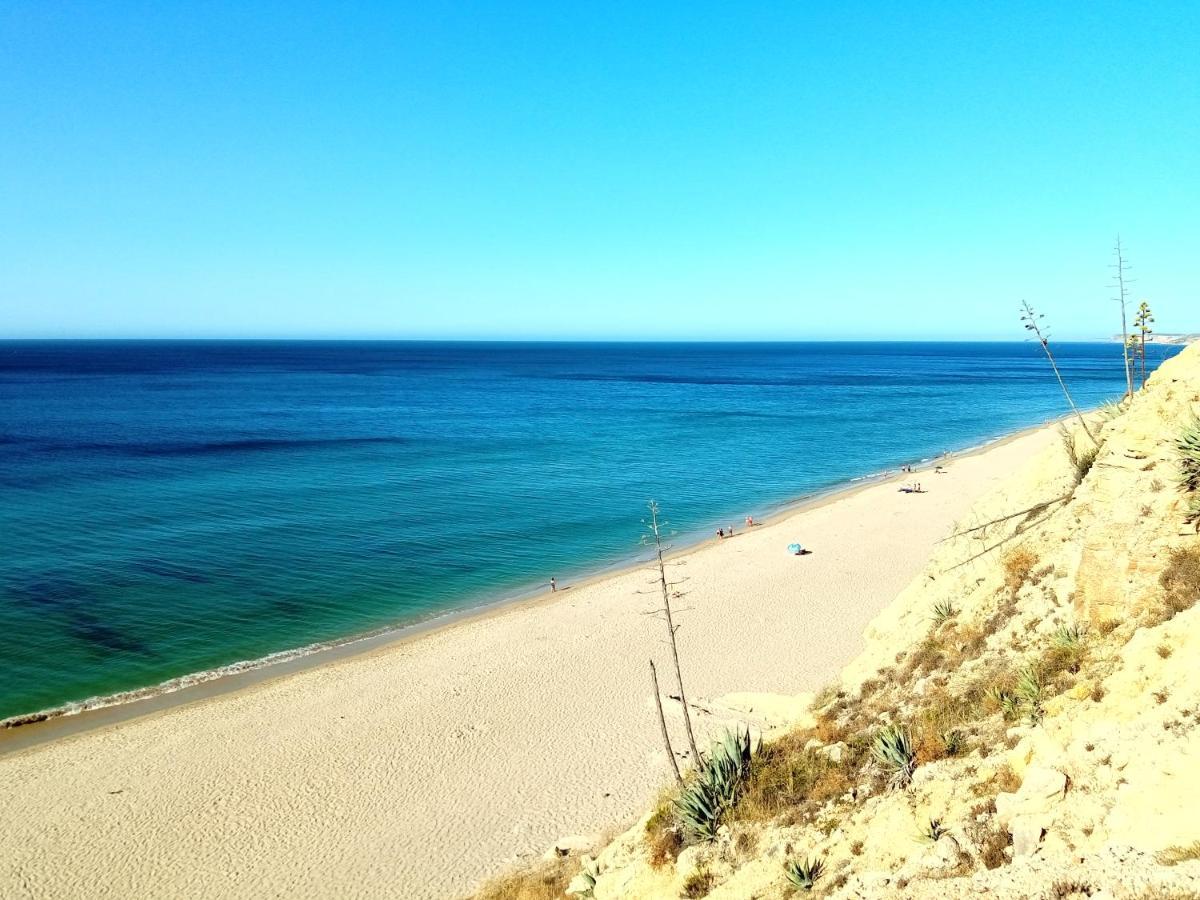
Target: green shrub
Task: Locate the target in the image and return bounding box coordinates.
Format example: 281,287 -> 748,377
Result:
783,856 -> 825,892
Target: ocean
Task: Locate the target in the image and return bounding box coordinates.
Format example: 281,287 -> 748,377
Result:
0,340 -> 1179,722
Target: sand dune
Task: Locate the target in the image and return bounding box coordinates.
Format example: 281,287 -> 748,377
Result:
0,425 -> 1055,900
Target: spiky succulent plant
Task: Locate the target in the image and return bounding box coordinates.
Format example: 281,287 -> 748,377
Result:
920,817 -> 948,843
871,724 -> 916,789
673,727 -> 755,842
566,857 -> 599,898
986,685 -> 1021,721
940,728 -> 964,757
1186,495 -> 1200,530
1177,417 -> 1200,493
1016,665 -> 1045,724
931,599 -> 957,626
783,856 -> 825,892
1053,622 -> 1087,650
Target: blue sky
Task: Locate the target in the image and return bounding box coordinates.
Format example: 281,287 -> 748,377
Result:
1,2 -> 1196,339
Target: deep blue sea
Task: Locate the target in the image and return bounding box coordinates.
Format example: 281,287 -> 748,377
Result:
0,340 -> 1179,721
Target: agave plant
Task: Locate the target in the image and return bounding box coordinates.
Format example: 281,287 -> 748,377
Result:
986,685 -> 1021,721
783,856 -> 825,892
566,856 -> 599,898
872,724 -> 916,789
1176,417 -> 1200,493
1186,495 -> 1200,531
940,728 -> 964,757
931,599 -> 957,626
1053,622 -> 1087,650
919,817 -> 948,843
674,727 -> 755,842
1016,665 -> 1045,724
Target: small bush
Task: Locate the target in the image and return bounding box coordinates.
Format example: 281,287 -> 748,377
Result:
965,817 -> 1010,869
1156,546 -> 1200,623
644,800 -> 683,868
681,866 -> 714,898
1002,547 -> 1038,593
783,856 -> 825,892
872,725 -> 917,789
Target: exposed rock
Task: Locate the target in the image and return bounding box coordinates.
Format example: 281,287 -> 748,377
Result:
1008,816 -> 1045,857
543,833 -> 602,860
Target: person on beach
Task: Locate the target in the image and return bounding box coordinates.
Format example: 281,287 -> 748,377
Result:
550,577 -> 556,592
727,524 -> 735,536
717,528 -> 724,539
745,515 -> 755,527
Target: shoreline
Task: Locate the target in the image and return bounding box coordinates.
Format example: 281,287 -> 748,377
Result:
0,418 -> 1062,899
0,414 -> 1062,755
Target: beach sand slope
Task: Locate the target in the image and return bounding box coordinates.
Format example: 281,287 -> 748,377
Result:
0,427 -> 1055,899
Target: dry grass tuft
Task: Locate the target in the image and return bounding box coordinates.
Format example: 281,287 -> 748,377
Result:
1158,840 -> 1200,865
1098,618 -> 1120,636
680,866 -> 714,898
644,798 -> 683,868
733,730 -> 871,826
1153,546 -> 1200,624
1002,546 -> 1039,593
1052,880 -> 1095,898
965,815 -> 1010,870
474,858 -> 574,900
992,764 -> 1021,794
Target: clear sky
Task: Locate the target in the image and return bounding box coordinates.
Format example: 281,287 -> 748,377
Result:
2,2 -> 1197,340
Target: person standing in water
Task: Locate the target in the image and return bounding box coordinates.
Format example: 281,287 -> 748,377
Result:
550,577 -> 557,592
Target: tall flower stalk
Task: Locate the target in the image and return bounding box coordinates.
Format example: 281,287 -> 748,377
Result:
1021,301 -> 1098,447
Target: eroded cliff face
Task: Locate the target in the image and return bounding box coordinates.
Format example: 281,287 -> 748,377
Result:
566,344 -> 1200,900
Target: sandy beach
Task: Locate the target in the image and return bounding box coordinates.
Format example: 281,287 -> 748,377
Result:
0,424 -> 1056,900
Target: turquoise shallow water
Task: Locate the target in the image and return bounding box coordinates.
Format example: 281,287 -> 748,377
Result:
0,340 -> 1178,721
